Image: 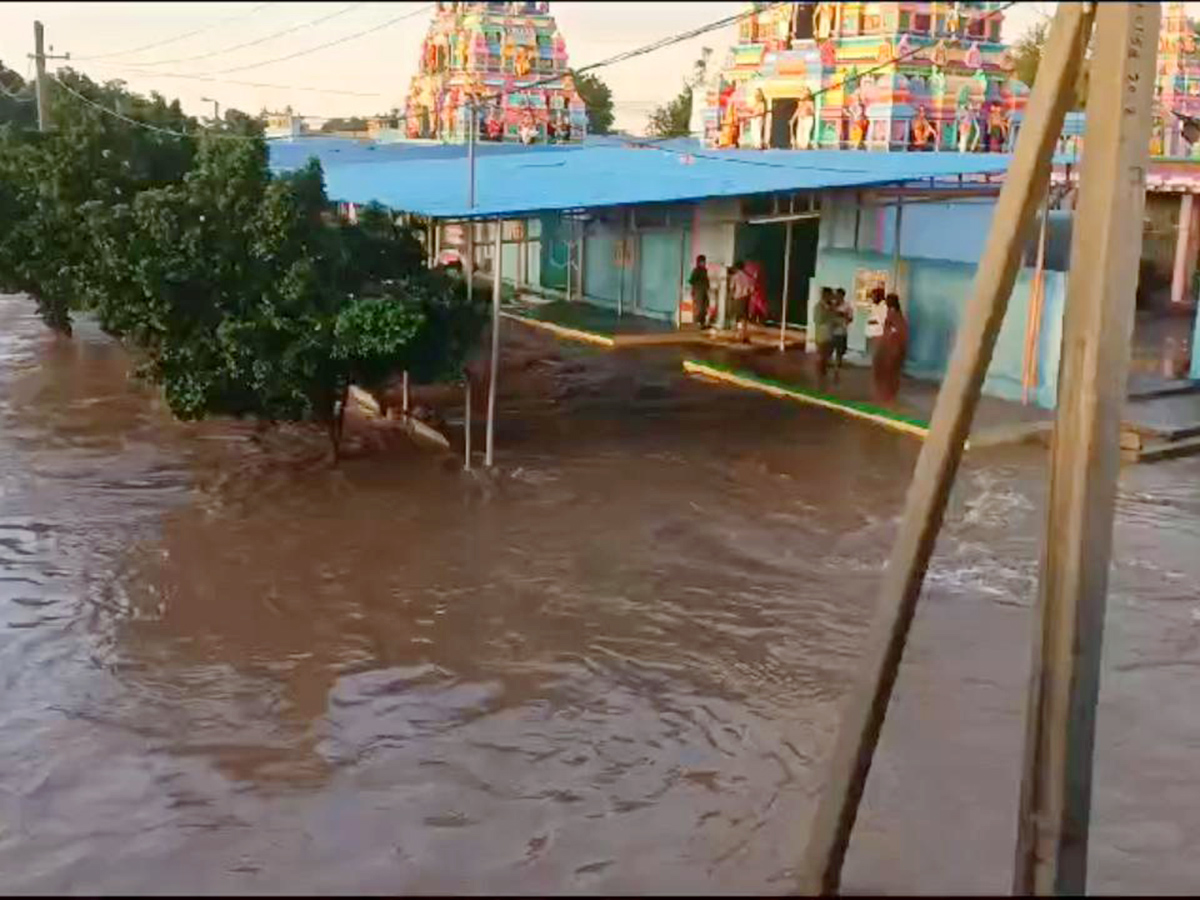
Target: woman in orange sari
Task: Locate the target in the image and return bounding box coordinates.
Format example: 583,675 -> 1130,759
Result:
872,293 -> 908,402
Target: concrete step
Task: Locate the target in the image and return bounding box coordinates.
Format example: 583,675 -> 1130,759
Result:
1122,433 -> 1200,464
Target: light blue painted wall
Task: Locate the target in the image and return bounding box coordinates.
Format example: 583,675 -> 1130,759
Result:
879,201 -> 998,264
583,230 -> 622,309
813,248 -> 1065,409
637,230 -> 688,320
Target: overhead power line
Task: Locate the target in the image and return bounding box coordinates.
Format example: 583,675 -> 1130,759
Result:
72,3 -> 278,62
51,77 -> 279,141
103,2 -> 370,69
215,3 -> 435,75
75,62 -> 387,98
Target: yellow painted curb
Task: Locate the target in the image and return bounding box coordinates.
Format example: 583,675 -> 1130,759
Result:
682,359 -> 948,443
501,312 -> 616,348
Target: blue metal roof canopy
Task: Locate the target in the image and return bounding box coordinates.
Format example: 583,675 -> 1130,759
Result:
269,139 -> 1019,220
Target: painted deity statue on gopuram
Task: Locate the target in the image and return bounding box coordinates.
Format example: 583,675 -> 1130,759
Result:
701,1 -> 1029,152
403,1 -> 587,144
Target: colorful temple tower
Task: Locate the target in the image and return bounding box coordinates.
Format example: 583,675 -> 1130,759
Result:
403,1 -> 587,144
702,2 -> 1029,152
1155,2 -> 1200,159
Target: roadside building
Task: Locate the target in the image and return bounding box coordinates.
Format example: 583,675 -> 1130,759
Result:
271,138 -> 1070,409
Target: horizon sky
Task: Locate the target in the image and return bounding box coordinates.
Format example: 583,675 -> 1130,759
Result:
0,2 -> 1095,135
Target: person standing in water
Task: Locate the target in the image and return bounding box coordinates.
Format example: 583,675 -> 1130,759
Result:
864,285 -> 887,357
831,287 -> 853,382
688,255 -> 711,329
872,292 -> 909,402
813,287 -> 837,384
729,261 -> 754,343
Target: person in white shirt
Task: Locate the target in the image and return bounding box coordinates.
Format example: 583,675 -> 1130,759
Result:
864,285 -> 887,356
729,261 -> 755,343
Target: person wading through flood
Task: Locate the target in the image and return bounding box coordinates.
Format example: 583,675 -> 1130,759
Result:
872,291 -> 909,402
729,261 -> 754,343
688,255 -> 711,330
813,287 -> 837,385
831,286 -> 853,383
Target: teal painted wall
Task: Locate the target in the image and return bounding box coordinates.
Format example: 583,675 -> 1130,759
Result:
583,230 -> 623,309
813,248 -> 1066,409
540,214 -> 570,291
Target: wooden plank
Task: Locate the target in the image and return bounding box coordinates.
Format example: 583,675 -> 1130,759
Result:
797,4 -> 1096,894
1014,7 -> 1160,891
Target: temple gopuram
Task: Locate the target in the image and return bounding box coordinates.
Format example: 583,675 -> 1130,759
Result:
403,1 -> 587,144
701,1 -> 1029,152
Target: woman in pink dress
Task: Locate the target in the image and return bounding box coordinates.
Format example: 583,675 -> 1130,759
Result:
744,260 -> 769,324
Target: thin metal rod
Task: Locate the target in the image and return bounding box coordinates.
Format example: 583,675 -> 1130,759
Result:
1013,4 -> 1159,894
780,219 -> 793,351
485,219 -> 502,468
463,375 -> 472,471
402,370 -> 409,414
798,4 -> 1094,894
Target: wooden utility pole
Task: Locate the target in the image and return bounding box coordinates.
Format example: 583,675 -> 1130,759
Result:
1013,3 -> 1159,894
30,21 -> 69,133
33,21 -> 49,132
798,3 -> 1096,894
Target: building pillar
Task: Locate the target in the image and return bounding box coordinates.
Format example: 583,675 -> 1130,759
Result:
1171,193 -> 1196,306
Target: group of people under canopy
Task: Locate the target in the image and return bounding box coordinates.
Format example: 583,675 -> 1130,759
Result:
688,257 -> 909,403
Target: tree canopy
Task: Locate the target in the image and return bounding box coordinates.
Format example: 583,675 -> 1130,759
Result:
646,84 -> 693,139
0,65 -> 486,457
574,71 -> 614,136
1011,18 -> 1091,110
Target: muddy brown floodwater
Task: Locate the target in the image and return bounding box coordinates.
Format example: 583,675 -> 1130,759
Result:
2,292 -> 1200,894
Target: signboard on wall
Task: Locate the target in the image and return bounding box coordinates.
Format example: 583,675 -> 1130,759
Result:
853,267 -> 890,307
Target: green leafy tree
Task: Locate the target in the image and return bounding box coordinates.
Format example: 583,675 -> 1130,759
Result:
574,71 -> 614,135
0,70 -> 487,460
1011,18 -> 1090,110
646,83 -> 694,138
0,61 -> 37,130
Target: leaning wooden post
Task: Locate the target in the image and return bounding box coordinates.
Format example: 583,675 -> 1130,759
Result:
798,4 -> 1095,894
1013,4 -> 1159,894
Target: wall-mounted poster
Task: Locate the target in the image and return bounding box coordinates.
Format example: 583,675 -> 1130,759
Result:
853,267 -> 890,307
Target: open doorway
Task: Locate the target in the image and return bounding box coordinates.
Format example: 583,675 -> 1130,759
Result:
770,98 -> 796,149
734,216 -> 820,326
793,2 -> 816,40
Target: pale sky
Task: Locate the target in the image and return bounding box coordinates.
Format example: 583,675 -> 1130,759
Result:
0,1 -> 1078,135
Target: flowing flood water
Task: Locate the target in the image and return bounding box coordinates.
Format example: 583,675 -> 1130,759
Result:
1,292 -> 1199,894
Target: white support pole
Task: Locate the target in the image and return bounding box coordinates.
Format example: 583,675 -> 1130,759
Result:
1171,193 -> 1195,306
402,370 -> 410,414
485,219 -> 502,468
463,375 -> 472,471
578,219 -> 587,300
466,221 -> 475,305
780,218 -> 794,351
